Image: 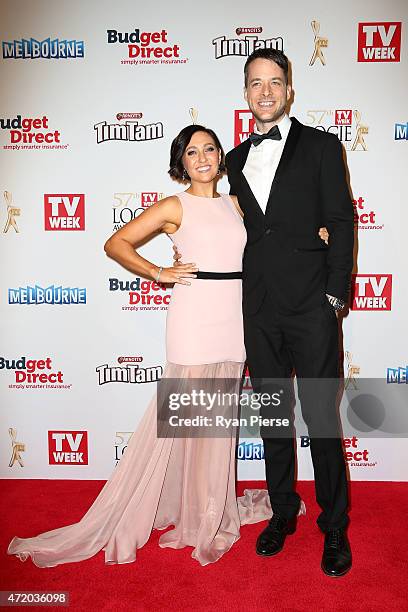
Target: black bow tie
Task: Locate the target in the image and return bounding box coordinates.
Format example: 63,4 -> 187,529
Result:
249,125 -> 282,147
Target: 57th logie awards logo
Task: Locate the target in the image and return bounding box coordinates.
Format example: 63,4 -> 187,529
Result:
9,427 -> 25,467
3,191 -> 20,233
345,352 -> 360,390
305,109 -> 369,151
309,20 -> 328,66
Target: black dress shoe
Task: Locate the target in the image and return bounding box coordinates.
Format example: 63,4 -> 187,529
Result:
321,528 -> 352,577
256,514 -> 296,557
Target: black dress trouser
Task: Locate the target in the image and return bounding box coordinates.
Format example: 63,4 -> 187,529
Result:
243,293 -> 349,532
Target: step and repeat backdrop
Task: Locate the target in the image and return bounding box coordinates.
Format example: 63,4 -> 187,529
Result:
1,0 -> 407,481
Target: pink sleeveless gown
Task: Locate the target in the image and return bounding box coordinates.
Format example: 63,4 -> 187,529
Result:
7,192 -> 297,568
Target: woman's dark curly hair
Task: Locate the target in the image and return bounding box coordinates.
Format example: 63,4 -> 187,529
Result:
168,124 -> 226,182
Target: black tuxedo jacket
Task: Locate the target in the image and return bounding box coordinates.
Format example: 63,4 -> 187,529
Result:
225,117 -> 354,315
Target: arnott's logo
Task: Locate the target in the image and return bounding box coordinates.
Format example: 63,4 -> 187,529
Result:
107,28 -> 188,65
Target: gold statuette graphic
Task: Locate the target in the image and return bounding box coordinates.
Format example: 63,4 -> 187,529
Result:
345,351 -> 360,390
309,20 -> 328,66
9,428 -> 25,467
351,111 -> 369,151
189,107 -> 199,125
3,191 -> 20,233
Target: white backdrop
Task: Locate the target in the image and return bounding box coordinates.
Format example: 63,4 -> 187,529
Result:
1,0 -> 407,481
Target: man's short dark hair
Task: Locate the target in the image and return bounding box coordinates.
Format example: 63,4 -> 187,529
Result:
244,48 -> 289,87
168,124 -> 226,182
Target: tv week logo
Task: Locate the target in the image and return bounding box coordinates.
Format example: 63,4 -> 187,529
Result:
48,431 -> 88,465
358,22 -> 402,62
141,192 -> 161,207
44,194 -> 85,230
234,110 -> 255,146
350,274 -> 392,310
335,110 -> 352,125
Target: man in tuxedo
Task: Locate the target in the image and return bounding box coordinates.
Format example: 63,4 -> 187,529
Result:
225,49 -> 354,577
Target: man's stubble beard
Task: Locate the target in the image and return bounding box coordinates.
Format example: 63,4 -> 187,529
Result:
252,105 -> 286,129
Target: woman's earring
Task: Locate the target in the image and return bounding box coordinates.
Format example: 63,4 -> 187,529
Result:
183,169 -> 189,181
216,166 -> 221,176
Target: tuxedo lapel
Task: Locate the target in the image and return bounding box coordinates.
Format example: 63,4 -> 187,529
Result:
233,138 -> 266,221
264,117 -> 302,217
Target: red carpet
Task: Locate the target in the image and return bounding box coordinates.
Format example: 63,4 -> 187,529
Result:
1,480 -> 407,611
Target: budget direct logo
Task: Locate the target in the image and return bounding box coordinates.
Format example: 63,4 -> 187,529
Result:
343,437 -> 377,468
94,113 -> 163,144
2,37 -> 84,59
48,431 -> 88,465
357,22 -> 402,62
109,277 -> 171,312
113,191 -> 165,230
106,28 -> 187,66
96,356 -> 163,385
213,28 -> 283,59
395,122 -> 408,140
353,196 -> 384,231
234,110 -> 256,146
301,436 -> 378,467
1,356 -> 72,390
387,366 -> 408,384
350,274 -> 392,310
44,194 -> 85,230
305,109 -> 369,151
8,285 -> 86,305
1,115 -> 68,151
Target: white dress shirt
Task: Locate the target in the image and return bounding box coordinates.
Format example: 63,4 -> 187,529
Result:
243,113 -> 292,214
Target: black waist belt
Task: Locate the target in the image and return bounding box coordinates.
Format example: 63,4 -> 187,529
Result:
195,271 -> 242,280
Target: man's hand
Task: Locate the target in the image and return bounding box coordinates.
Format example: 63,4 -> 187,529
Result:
319,227 -> 329,244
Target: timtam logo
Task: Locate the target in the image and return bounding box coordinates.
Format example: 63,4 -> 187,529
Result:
358,22 -> 402,62
350,274 -> 392,310
94,115 -> 163,144
48,431 -> 88,465
234,110 -> 256,146
44,194 -> 85,230
213,30 -> 284,59
96,358 -> 163,384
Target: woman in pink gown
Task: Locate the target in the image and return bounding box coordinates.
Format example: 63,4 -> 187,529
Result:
7,125 -> 314,568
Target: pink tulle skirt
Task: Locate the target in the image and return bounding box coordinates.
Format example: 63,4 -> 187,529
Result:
7,361 -> 305,567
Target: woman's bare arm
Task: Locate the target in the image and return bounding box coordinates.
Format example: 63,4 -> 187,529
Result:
104,196 -> 197,285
